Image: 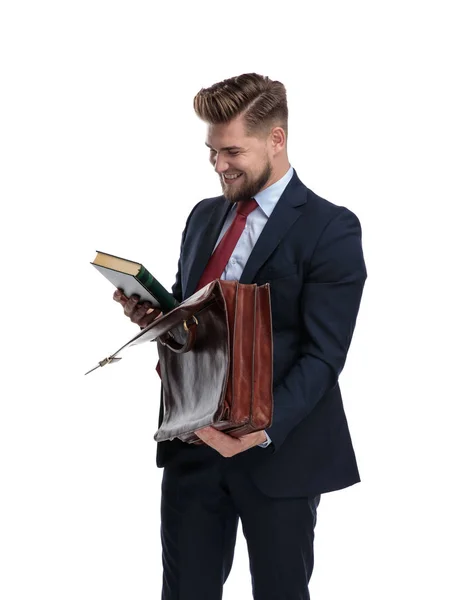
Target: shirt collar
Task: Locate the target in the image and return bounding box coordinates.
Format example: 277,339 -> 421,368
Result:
253,165 -> 294,218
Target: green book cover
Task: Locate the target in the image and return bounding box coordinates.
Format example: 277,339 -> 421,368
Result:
91,251 -> 179,313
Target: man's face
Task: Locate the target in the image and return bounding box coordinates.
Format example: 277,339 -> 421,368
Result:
205,115 -> 273,204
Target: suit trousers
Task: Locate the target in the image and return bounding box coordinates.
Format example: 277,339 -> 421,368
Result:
160,449 -> 321,600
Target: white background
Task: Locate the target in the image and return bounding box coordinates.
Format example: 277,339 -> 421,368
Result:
1,1 -> 466,598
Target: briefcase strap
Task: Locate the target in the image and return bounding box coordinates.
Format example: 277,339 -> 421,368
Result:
158,316 -> 199,354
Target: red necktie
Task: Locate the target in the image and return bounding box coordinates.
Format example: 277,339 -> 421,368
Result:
195,197 -> 258,291
156,198 -> 257,379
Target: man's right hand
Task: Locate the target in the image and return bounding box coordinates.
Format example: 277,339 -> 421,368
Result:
113,289 -> 162,328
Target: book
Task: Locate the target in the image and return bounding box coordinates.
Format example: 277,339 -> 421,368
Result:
91,250 -> 179,313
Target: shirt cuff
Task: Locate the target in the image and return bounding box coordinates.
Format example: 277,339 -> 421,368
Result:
257,431 -> 272,448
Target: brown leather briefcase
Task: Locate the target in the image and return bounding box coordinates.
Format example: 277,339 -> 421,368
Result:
153,279 -> 273,444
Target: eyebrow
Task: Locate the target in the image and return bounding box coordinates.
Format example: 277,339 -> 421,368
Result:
205,142 -> 244,151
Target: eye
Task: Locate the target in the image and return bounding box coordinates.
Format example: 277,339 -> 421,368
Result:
228,151 -> 239,156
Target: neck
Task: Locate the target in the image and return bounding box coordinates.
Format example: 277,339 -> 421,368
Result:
261,160 -> 291,191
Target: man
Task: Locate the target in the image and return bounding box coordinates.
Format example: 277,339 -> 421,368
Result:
114,73 -> 367,600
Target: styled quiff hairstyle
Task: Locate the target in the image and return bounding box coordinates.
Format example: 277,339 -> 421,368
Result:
193,73 -> 288,139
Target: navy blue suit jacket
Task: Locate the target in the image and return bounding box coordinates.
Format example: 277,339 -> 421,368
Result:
155,170 -> 367,498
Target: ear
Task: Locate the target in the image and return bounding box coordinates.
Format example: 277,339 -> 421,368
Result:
270,126 -> 286,154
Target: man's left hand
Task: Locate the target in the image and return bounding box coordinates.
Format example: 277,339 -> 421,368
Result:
194,426 -> 268,458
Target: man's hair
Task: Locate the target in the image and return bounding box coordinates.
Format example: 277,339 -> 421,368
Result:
193,73 -> 288,139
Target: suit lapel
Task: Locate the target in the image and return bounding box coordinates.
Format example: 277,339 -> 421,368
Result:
240,171 -> 307,283
185,197 -> 232,298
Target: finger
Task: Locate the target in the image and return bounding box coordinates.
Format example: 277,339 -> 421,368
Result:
123,294 -> 140,317
194,431 -> 229,455
195,425 -> 220,439
113,289 -> 128,305
195,427 -> 241,452
130,302 -> 154,324
197,427 -> 263,457
238,430 -> 266,444
139,308 -> 163,328
196,426 -> 235,441
195,427 -> 220,446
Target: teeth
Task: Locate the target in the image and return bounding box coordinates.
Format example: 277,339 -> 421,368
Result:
225,173 -> 241,180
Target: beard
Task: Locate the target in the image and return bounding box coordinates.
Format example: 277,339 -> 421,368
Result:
220,160 -> 273,204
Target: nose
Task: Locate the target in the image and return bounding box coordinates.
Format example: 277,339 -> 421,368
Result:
213,154 -> 229,174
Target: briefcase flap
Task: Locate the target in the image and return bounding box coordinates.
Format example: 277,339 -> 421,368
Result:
154,280 -> 231,441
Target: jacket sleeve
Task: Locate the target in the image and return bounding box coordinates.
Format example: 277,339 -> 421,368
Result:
266,207 -> 367,452
171,202 -> 202,302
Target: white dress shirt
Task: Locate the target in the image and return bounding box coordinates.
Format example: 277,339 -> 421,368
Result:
214,165 -> 294,448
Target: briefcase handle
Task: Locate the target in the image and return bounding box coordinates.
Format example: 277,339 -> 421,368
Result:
158,316 -> 199,354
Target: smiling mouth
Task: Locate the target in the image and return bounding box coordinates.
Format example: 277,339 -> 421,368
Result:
223,173 -> 243,184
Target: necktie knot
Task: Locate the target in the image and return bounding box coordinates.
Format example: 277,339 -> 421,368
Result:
236,198 -> 258,217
